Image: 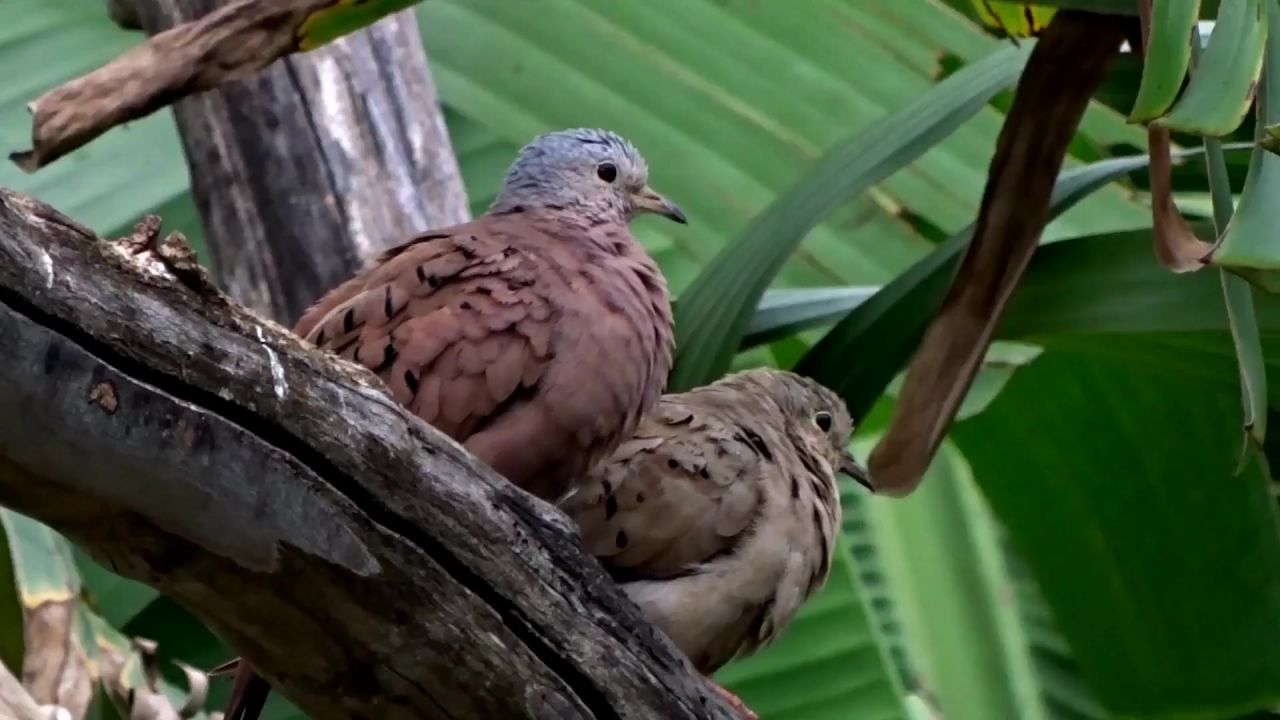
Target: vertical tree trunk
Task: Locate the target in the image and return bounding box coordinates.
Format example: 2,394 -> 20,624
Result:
119,1 -> 470,322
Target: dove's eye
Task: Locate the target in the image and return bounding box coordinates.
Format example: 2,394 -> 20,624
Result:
814,411 -> 833,432
596,162 -> 618,183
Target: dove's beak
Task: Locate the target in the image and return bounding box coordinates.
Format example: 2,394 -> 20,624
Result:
633,185 -> 687,224
839,449 -> 874,492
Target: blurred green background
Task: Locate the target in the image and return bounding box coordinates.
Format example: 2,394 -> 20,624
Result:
2,1 -> 1279,719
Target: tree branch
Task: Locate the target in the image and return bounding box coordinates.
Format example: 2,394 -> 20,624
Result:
0,189 -> 733,720
49,1 -> 473,323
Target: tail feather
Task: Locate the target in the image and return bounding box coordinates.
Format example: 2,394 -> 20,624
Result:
224,662 -> 271,720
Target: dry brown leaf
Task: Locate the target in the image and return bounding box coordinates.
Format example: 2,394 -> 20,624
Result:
867,10 -> 1130,496
1148,125 -> 1214,270
21,599 -> 93,720
10,0 -> 336,171
0,659 -> 62,720
1135,0 -> 1214,270
97,637 -> 211,720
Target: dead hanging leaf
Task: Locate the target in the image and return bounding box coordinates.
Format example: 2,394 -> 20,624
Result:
1135,0 -> 1214,271
0,511 -> 94,720
0,659 -> 62,720
1148,125 -> 1214,270
20,599 -> 94,719
866,10 -> 1130,496
10,0 -> 336,172
95,633 -> 212,720
0,513 -> 212,719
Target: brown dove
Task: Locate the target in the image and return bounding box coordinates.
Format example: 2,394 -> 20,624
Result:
222,128 -> 685,720
560,368 -> 869,719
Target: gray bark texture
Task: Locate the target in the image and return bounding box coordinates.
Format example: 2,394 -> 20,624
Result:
120,0 -> 472,323
0,189 -> 734,719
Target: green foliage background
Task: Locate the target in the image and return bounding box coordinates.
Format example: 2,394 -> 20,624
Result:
1,2 -> 1278,720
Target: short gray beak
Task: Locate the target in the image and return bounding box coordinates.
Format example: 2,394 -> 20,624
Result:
839,449 -> 873,492
634,185 -> 687,224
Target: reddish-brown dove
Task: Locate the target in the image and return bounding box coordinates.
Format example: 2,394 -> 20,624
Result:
222,127 -> 685,720
560,368 -> 869,720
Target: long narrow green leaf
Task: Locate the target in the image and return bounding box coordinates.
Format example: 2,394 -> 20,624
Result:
1129,0 -> 1201,122
741,287 -> 877,350
1209,3 -> 1280,294
860,441 -> 1047,720
1195,18 -> 1269,451
0,510 -> 79,611
668,41 -> 1035,391
1157,0 -> 1266,136
74,549 -> 160,629
794,147 -> 1249,421
298,0 -> 423,49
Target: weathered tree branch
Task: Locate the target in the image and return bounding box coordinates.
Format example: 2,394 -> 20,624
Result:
112,2 -> 471,323
0,189 -> 733,720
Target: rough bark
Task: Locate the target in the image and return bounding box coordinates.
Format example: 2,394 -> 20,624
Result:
120,0 -> 471,323
0,190 -> 733,720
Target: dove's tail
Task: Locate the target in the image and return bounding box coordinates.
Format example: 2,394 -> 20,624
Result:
221,660 -> 271,720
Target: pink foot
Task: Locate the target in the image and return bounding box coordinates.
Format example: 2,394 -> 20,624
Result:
705,677 -> 758,720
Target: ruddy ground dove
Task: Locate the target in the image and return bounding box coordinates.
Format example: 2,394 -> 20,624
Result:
222,128 -> 685,720
561,368 -> 870,719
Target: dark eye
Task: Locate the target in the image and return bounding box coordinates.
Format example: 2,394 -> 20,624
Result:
596,162 -> 618,183
814,411 -> 833,432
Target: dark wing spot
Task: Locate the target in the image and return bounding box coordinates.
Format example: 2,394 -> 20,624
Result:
665,411 -> 694,427
796,445 -> 824,478
736,426 -> 774,462
790,476 -> 800,499
814,516 -> 832,587
372,343 -> 398,373
404,369 -> 420,395
416,265 -> 428,284
383,286 -> 394,318
667,458 -> 679,470
342,307 -> 356,334
459,300 -> 473,311
616,529 -> 629,549
635,492 -> 645,504
605,495 -> 619,520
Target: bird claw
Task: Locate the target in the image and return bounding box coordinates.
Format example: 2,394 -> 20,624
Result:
705,678 -> 758,720
111,215 -> 221,299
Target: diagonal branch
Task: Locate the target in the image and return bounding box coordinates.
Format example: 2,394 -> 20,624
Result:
0,189 -> 735,720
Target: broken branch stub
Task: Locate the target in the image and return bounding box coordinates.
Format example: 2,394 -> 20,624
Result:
11,0 -> 332,171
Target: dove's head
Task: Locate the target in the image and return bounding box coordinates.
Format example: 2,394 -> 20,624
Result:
491,128 -> 686,226
734,368 -> 871,492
